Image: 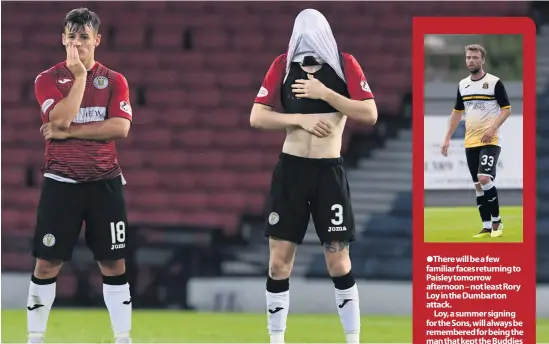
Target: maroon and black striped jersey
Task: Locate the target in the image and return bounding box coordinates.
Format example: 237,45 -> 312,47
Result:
34,61 -> 132,183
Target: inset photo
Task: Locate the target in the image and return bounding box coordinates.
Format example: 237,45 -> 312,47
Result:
423,34 -> 523,243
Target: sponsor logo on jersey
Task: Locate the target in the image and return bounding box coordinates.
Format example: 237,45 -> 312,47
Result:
72,107 -> 107,123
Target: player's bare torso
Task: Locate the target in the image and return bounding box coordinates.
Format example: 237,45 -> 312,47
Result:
282,65 -> 346,159
283,112 -> 346,158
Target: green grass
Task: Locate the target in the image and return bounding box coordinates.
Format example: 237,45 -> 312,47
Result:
3,309 -> 548,343
539,318 -> 549,343
2,309 -> 411,343
424,206 -> 523,243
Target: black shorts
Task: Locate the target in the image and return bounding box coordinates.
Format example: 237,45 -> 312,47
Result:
264,153 -> 356,245
465,145 -> 502,182
33,175 -> 129,261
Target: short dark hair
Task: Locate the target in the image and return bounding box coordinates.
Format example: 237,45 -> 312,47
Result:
63,8 -> 101,34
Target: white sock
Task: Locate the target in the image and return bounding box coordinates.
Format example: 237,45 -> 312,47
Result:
27,278 -> 56,337
103,282 -> 132,338
481,181 -> 495,191
335,284 -> 361,343
266,290 -> 289,343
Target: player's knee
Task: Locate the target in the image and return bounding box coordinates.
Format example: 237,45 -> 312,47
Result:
478,175 -> 491,185
268,237 -> 296,279
269,258 -> 293,279
34,258 -> 63,279
323,241 -> 351,276
325,256 -> 351,276
98,259 -> 126,276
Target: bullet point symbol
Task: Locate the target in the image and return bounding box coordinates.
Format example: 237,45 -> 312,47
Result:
427,256 -> 433,262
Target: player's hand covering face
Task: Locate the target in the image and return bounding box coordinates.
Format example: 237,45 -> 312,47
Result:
62,24 -> 100,69
65,42 -> 87,78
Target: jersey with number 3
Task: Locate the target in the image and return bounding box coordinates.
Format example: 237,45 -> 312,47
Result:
453,73 -> 511,148
34,61 -> 133,183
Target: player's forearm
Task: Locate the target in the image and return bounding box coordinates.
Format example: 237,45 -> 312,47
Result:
49,76 -> 87,130
322,89 -> 378,125
68,118 -> 130,141
489,108 -> 512,130
444,111 -> 463,141
250,108 -> 302,130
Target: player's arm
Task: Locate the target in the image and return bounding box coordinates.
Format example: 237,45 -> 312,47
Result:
322,54 -> 377,125
250,103 -> 304,130
34,72 -> 86,130
67,118 -> 130,140
443,87 -> 465,142
250,55 -> 304,130
68,74 -> 132,141
488,80 -> 512,130
322,93 -> 377,125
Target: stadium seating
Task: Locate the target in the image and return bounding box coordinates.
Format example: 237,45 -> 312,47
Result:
1,1 -> 530,244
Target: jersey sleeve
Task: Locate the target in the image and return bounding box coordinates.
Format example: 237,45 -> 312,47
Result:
34,71 -> 64,122
254,54 -> 286,108
108,73 -> 133,121
494,80 -> 511,109
342,54 -> 374,100
453,86 -> 465,112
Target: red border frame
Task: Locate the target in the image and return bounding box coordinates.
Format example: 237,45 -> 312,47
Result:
413,17 -> 536,343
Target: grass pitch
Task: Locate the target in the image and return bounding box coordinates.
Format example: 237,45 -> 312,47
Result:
2,309 -> 411,343
424,206 -> 523,243
3,308 -> 548,343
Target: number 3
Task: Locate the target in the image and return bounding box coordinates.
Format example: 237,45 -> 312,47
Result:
331,204 -> 343,225
110,221 -> 126,244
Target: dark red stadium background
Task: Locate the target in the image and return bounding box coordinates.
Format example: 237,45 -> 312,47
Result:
412,17 -> 537,343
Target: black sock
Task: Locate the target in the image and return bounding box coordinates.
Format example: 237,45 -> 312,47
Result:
476,195 -> 491,227
102,273 -> 128,286
331,271 -> 356,290
266,276 -> 289,293
483,185 -> 500,220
